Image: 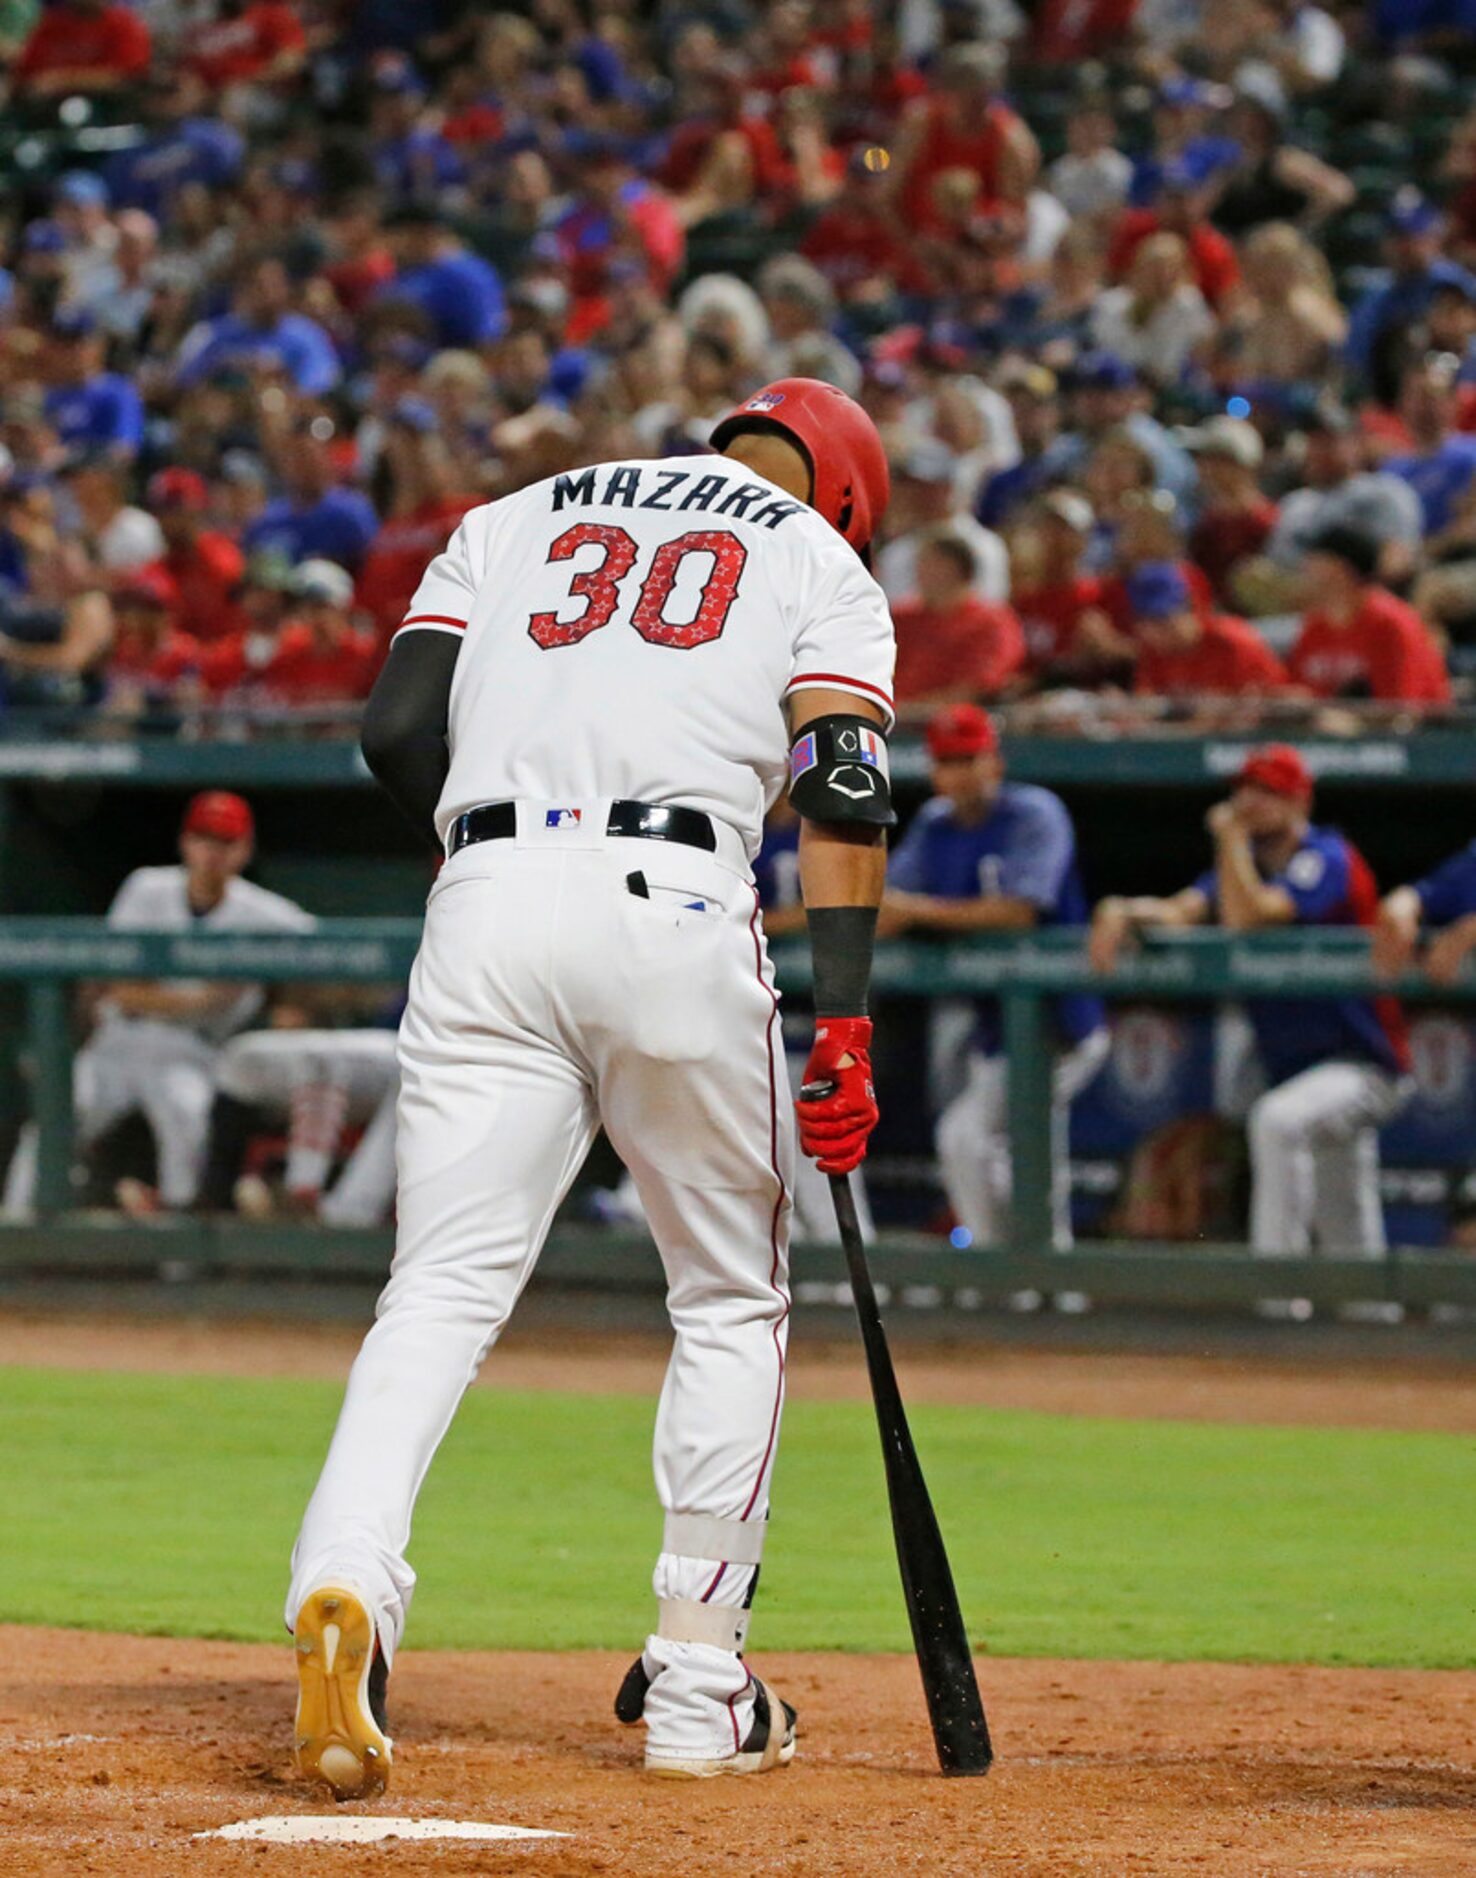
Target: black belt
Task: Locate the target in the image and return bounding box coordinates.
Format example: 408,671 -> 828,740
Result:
448,799 -> 717,856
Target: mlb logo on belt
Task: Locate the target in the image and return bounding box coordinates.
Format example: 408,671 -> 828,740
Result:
545,808 -> 583,829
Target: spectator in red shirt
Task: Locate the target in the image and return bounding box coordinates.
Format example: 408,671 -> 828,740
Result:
209,560 -> 377,707
1032,0 -> 1138,62
891,529 -> 1025,712
1109,165 -> 1240,310
185,2 -> 305,92
1183,417 -> 1279,607
660,79 -> 793,221
800,149 -> 929,301
107,568 -> 203,710
1012,490 -> 1120,689
889,43 -> 1039,232
1129,562 -> 1289,699
272,559 -> 378,704
13,0 -> 150,99
146,468 -> 246,645
1287,527 -> 1451,704
358,398 -> 479,648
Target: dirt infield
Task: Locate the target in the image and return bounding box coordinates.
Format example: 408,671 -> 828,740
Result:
6,1311 -> 1476,1874
5,1628 -> 1476,1877
5,1307 -> 1476,1431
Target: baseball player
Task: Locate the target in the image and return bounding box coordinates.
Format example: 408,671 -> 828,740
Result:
287,378 -> 896,1794
1090,746 -> 1412,1259
201,1019 -> 400,1225
2,792 -> 314,1218
883,703 -> 1108,1254
1374,840 -> 1476,987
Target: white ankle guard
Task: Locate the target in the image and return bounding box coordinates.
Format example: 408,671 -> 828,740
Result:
662,1511 -> 766,1566
657,1597 -> 751,1652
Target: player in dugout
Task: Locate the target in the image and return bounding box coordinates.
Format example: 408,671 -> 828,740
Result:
1090,746 -> 1413,1267
881,702 -> 1108,1256
2,791 -> 315,1218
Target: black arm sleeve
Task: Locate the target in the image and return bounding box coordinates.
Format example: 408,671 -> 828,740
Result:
360,631 -> 462,849
807,904 -> 878,1016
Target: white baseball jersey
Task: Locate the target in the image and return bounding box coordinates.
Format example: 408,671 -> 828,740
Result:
393,455 -> 897,856
100,865 -> 316,1044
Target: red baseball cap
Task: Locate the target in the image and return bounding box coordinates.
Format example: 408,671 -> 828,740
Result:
926,702 -> 998,761
146,467 -> 208,512
182,791 -> 254,842
115,566 -> 179,610
1235,744 -> 1313,802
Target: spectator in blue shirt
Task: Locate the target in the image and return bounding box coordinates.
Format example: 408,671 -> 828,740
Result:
241,415 -> 378,572
41,307 -> 145,460
175,256 -> 342,397
1128,77 -> 1240,210
103,78 -> 244,217
369,59 -> 467,201
884,703 -> 1108,1253
1384,353 -> 1476,537
1375,840 -> 1476,986
1345,191 -> 1476,402
378,205 -> 506,350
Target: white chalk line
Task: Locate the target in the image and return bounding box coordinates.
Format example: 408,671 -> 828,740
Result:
192,1814 -> 567,1845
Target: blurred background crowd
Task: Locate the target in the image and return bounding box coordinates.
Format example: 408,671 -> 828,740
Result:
0,0 -> 1474,733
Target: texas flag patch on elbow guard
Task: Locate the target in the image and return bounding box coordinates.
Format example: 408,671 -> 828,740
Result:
845,726 -> 887,770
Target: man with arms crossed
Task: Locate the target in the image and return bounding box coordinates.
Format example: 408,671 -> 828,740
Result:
287,380 -> 895,1792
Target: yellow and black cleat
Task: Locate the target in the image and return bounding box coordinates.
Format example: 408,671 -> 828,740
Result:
293,1586 -> 392,1799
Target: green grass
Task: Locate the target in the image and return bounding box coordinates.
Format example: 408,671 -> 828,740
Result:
5,1366 -> 1473,1668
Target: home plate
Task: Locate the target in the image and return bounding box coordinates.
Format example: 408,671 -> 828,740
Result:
193,1816 -> 566,1845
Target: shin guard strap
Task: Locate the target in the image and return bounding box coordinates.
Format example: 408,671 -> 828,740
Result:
657,1598 -> 751,1652
662,1511 -> 766,1566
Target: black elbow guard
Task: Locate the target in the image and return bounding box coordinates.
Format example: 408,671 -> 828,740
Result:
788,714 -> 895,827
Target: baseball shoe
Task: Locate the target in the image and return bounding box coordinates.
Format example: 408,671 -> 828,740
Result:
293,1586 -> 392,1799
614,1656 -> 797,1778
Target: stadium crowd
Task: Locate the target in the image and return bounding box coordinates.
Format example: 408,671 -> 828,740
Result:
0,0 -> 1473,727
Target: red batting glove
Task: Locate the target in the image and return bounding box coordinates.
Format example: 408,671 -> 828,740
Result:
797,1016 -> 879,1176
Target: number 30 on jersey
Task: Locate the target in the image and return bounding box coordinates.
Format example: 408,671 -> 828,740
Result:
528,524 -> 748,653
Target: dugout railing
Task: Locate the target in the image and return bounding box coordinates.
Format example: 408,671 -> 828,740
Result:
0,920 -> 1474,1314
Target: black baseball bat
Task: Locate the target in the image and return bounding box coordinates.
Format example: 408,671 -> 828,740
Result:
814,1156 -> 993,1776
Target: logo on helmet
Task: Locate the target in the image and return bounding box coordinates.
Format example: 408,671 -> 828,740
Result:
746,391 -> 787,413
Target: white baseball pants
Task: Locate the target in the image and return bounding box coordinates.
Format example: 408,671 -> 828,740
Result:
603,1043 -> 874,1244
3,1020 -> 217,1214
216,1027 -> 399,1224
936,1029 -> 1110,1251
1248,1059 -> 1411,1257
288,813 -> 792,1758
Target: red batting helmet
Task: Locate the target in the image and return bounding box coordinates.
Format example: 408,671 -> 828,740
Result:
710,378 -> 890,557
